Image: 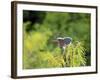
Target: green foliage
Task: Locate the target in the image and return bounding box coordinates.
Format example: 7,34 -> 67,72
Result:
64,42 -> 86,67
23,31 -> 86,68
23,11 -> 90,69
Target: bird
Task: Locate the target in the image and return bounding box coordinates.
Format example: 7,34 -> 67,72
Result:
56,37 -> 72,50
52,37 -> 72,54
53,37 -> 72,67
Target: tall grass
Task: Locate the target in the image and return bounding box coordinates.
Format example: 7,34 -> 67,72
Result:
63,42 -> 86,67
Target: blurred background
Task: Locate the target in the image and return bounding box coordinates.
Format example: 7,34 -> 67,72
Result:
23,10 -> 91,69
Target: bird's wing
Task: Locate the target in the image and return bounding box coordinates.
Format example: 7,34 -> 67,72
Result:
64,37 -> 72,45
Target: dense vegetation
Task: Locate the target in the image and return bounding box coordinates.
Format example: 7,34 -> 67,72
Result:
23,10 -> 91,69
